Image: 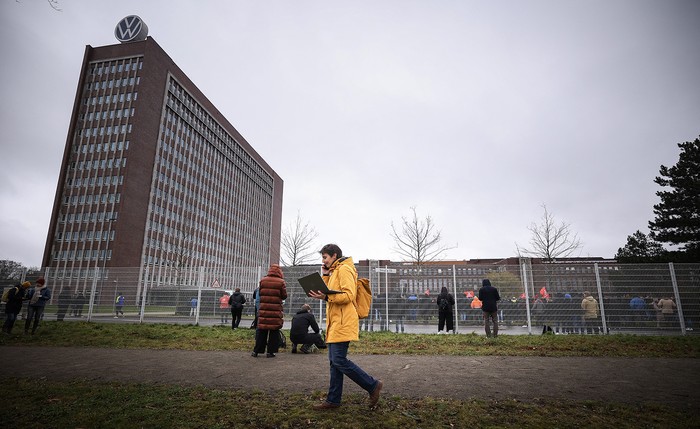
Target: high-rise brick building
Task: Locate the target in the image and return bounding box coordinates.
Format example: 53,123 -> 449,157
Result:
42,25 -> 283,295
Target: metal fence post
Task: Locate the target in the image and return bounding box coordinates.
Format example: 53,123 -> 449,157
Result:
521,261 -> 533,335
384,266 -> 389,332
453,265 -> 459,334
669,262 -> 686,335
594,263 -> 608,334
139,266 -> 149,324
87,268 -> 99,322
195,266 -> 204,325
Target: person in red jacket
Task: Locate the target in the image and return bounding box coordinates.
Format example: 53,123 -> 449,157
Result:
251,265 -> 287,358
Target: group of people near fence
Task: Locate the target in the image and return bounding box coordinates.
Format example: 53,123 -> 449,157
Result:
1,277 -> 51,335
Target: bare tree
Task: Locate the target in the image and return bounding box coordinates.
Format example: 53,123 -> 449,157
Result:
16,0 -> 62,11
281,212 -> 319,266
0,260 -> 26,280
390,206 -> 453,265
516,204 -> 583,261
47,0 -> 61,11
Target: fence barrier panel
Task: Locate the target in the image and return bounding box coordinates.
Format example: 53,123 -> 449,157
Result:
2,262 -> 695,336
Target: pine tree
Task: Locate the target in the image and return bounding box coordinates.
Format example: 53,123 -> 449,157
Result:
615,230 -> 666,263
648,137 -> 700,257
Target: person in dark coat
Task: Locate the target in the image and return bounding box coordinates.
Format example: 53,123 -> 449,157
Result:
73,292 -> 87,317
228,288 -> 246,329
2,281 -> 31,334
252,265 -> 287,358
56,288 -> 72,321
290,304 -> 326,353
436,287 -> 455,334
389,291 -> 407,333
478,279 -> 501,338
24,277 -> 51,335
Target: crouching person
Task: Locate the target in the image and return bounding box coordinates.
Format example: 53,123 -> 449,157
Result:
290,304 -> 326,354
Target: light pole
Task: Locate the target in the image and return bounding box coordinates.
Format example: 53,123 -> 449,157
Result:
100,214 -> 116,312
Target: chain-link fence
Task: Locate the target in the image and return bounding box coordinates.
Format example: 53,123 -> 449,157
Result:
2,261 -> 698,335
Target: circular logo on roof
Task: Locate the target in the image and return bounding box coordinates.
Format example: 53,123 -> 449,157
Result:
114,15 -> 148,43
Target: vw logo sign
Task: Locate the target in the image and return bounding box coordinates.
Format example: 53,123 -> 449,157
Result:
114,15 -> 148,43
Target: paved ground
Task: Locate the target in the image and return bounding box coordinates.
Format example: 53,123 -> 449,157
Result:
1,346 -> 698,411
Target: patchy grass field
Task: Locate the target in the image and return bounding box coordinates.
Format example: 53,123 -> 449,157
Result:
5,378 -> 699,429
2,321 -> 699,358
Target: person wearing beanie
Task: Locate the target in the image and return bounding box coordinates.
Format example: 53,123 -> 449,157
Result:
290,303 -> 326,354
2,282 -> 31,334
24,277 -> 51,335
478,279 -> 501,338
251,264 -> 287,358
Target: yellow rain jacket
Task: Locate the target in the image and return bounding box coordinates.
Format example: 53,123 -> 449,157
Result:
322,256 -> 359,343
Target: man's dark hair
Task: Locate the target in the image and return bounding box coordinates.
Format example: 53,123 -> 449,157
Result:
320,243 -> 342,258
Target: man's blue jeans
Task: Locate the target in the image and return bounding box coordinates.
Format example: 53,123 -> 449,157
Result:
326,342 -> 379,405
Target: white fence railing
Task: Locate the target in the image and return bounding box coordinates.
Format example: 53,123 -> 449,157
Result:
3,262 -> 698,335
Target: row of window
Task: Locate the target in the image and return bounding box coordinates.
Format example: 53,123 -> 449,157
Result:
82,108 -> 134,122
89,59 -> 142,75
63,193 -> 121,206
83,92 -> 138,107
165,89 -> 273,191
67,175 -> 124,188
56,229 -> 115,242
60,211 -> 118,223
53,249 -> 113,262
74,141 -> 129,156
70,158 -> 127,170
79,124 -> 133,138
84,76 -> 140,91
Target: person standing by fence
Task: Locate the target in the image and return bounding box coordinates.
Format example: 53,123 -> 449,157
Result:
2,281 -> 30,335
218,292 -> 230,325
478,279 -> 501,338
229,288 -> 246,329
56,288 -> 72,321
581,291 -> 599,334
657,297 -> 677,327
115,293 -> 125,318
24,278 -> 51,335
251,265 -> 287,358
436,287 -> 455,334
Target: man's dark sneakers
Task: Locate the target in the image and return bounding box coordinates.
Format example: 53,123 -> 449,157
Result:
313,401 -> 340,411
266,353 -> 276,358
300,345 -> 311,354
250,352 -> 258,357
368,380 -> 383,408
291,344 -> 298,353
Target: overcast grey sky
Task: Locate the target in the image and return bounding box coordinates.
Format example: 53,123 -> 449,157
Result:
1,0 -> 699,267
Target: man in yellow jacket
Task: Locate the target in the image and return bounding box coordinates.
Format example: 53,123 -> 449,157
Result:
308,243 -> 383,410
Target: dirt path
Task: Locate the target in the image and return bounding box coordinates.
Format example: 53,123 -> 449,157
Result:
2,346 -> 698,410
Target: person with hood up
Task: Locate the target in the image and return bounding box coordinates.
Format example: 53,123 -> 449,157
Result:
290,303 -> 326,353
478,279 -> 501,338
581,291 -> 599,334
24,277 -> 51,335
228,288 -> 246,329
2,281 -> 31,334
308,243 -> 383,410
251,265 -> 287,358
436,286 -> 455,334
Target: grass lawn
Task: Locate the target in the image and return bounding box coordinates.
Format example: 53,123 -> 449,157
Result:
2,321 -> 699,358
3,322 -> 699,428
5,378 -> 698,429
